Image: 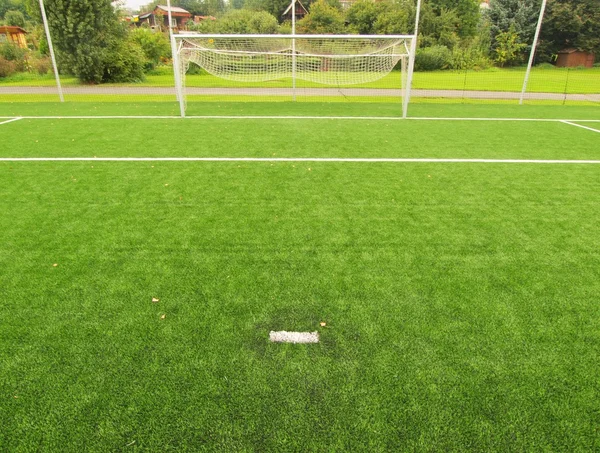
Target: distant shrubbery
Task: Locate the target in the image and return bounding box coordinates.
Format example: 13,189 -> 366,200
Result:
1,0 -> 599,82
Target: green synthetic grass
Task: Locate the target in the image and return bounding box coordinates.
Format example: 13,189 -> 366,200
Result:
1,116 -> 600,450
2,116 -> 600,160
1,100 -> 600,119
2,66 -> 599,93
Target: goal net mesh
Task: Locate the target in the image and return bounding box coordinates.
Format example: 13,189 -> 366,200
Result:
178,35 -> 410,85
175,34 -> 412,111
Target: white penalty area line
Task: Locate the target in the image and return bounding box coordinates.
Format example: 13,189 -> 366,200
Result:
0,117 -> 22,126
561,120 -> 600,134
1,115 -> 599,122
2,157 -> 600,164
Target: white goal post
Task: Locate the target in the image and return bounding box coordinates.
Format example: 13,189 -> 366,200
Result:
173,33 -> 416,117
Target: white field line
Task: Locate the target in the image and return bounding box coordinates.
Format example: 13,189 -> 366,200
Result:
0,115 -> 599,122
561,120 -> 600,134
1,157 -> 600,164
0,117 -> 22,126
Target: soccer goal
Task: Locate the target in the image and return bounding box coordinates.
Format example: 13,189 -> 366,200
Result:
172,34 -> 416,117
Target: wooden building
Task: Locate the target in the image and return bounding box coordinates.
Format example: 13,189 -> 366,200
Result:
282,0 -> 308,22
0,26 -> 28,49
137,5 -> 192,31
556,49 -> 595,68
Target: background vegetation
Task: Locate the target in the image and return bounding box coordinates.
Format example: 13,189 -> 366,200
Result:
0,0 -> 599,83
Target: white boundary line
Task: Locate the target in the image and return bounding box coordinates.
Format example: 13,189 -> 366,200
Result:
0,115 -> 599,122
1,157 -> 600,164
561,120 -> 600,134
0,117 -> 22,126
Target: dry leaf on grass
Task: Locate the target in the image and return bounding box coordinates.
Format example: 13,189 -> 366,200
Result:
152,297 -> 159,303
320,322 -> 327,327
160,314 -> 166,320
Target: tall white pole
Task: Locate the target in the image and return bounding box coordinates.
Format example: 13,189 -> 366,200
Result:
39,0 -> 63,102
166,0 -> 186,117
402,0 -> 422,118
520,0 -> 547,105
291,0 -> 297,101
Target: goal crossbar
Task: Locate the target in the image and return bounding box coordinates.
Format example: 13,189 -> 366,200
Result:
176,33 -> 415,40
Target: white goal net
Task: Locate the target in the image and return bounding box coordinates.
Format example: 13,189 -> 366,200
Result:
173,34 -> 415,116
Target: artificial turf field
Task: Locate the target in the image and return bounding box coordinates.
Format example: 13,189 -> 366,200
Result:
1,104 -> 600,451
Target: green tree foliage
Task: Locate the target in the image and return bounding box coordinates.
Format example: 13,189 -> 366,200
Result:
539,0 -> 600,58
346,0 -> 413,35
486,0 -> 541,51
128,27 -> 171,69
426,0 -> 480,37
189,8 -> 279,33
372,1 -> 413,35
493,25 -> 526,66
345,0 -> 378,34
419,5 -> 461,49
4,9 -> 25,26
244,0 -> 291,20
0,0 -> 28,19
220,8 -> 279,33
41,0 -> 144,83
297,0 -> 344,34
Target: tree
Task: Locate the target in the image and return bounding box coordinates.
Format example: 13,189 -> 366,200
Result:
4,9 -> 25,26
419,4 -> 461,49
486,0 -> 541,52
373,1 -> 413,35
1,0 -> 28,19
539,0 -> 600,59
346,0 -> 413,35
214,9 -> 279,33
129,27 -> 171,69
39,0 -> 144,83
345,0 -> 379,34
426,0 -> 480,37
297,0 -> 345,34
494,24 -> 526,66
244,0 -> 291,20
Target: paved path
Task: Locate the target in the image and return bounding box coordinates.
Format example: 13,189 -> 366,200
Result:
1,86 -> 599,101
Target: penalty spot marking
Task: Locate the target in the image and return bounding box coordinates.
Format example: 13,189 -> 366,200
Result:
0,117 -> 22,126
561,120 -> 600,134
1,157 -> 600,164
270,331 -> 320,344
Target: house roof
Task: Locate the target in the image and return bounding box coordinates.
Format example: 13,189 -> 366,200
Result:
282,0 -> 308,16
557,48 -> 592,54
139,5 -> 192,18
0,25 -> 28,34
156,5 -> 191,15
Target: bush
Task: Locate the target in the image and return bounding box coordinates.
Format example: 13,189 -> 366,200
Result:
128,28 -> 171,71
494,26 -> 527,67
30,55 -> 52,75
0,41 -> 25,61
0,42 -> 28,71
415,45 -> 452,71
450,41 -> 493,70
0,57 -> 17,77
4,10 -> 25,28
102,40 -> 145,83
